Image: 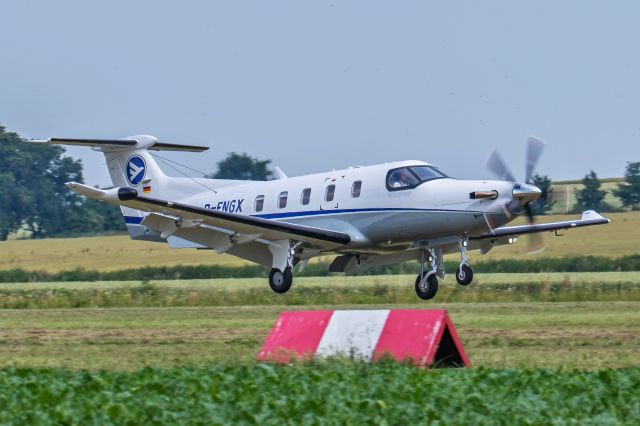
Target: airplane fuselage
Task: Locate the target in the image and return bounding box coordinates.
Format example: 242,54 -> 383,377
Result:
169,160 -> 519,253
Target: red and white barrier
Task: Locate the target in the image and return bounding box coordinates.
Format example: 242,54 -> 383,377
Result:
257,309 -> 470,368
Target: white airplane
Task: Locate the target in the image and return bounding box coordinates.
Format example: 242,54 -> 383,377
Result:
28,135 -> 610,300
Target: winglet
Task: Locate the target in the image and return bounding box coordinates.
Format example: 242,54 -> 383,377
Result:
581,210 -> 610,223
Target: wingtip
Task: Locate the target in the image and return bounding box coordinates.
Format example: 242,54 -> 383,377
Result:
581,210 -> 611,224
65,181 -> 82,191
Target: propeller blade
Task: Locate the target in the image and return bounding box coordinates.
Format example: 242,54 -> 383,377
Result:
547,185 -> 571,215
524,203 -> 546,254
525,136 -> 546,183
527,233 -> 546,255
524,204 -> 535,223
487,149 -> 516,182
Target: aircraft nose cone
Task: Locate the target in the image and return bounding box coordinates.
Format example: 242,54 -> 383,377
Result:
512,183 -> 542,203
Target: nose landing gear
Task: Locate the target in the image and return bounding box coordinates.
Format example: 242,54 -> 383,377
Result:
413,238 -> 474,300
455,238 -> 474,286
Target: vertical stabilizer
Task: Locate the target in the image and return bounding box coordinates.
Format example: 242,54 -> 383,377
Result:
26,135 -> 210,242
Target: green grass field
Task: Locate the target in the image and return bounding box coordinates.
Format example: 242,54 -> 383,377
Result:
1,211 -> 638,273
0,302 -> 638,371
0,277 -> 638,423
0,273 -> 639,371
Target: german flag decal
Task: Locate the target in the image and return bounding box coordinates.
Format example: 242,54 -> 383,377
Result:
143,186 -> 151,194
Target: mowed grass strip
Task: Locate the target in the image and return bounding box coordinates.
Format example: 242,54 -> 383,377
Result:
1,363 -> 638,425
1,211 -> 638,272
0,272 -> 639,308
0,302 -> 638,371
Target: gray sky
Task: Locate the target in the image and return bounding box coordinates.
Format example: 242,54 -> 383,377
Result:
2,1 -> 639,186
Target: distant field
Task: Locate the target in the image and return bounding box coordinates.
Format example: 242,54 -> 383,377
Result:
549,178 -> 624,213
0,211 -> 638,272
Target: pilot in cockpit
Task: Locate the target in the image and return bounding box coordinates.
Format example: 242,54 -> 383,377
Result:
389,168 -> 416,188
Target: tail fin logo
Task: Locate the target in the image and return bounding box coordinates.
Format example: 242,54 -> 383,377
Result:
126,155 -> 146,186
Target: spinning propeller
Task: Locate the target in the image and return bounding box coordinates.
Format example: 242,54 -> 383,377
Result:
486,137 -> 548,253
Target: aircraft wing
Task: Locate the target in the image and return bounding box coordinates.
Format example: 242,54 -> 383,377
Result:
66,183 -> 351,249
470,210 -> 610,241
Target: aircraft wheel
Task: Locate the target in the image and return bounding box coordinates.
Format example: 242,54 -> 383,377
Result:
455,264 -> 473,286
269,267 -> 293,294
415,272 -> 439,300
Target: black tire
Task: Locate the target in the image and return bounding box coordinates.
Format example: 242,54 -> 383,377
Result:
415,272 -> 439,300
269,267 -> 293,294
455,264 -> 473,286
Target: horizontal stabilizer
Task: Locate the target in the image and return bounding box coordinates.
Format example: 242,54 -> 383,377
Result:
149,142 -> 209,152
29,138 -> 137,147
65,182 -> 109,198
27,137 -> 209,152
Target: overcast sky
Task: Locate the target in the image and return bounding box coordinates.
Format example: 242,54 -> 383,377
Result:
1,1 -> 639,186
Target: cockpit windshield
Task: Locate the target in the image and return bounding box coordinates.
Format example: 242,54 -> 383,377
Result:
410,166 -> 448,181
386,165 -> 450,190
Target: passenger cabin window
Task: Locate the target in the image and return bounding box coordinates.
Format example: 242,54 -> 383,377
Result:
325,184 -> 335,202
278,191 -> 288,209
351,180 -> 362,198
254,195 -> 265,212
386,166 -> 449,191
301,188 -> 311,205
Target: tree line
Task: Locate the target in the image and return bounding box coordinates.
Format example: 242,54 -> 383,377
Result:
528,164 -> 640,215
1,124 -> 639,240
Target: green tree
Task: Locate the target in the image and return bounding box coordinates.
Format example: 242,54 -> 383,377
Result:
209,152 -> 273,180
84,198 -> 127,233
0,124 -> 125,239
614,162 -> 640,210
575,171 -> 610,212
529,174 -> 555,215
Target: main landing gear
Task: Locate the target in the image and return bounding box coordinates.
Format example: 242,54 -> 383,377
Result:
267,239 -> 299,294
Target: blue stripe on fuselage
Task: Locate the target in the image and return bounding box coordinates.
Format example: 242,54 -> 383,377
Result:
123,207 -> 481,225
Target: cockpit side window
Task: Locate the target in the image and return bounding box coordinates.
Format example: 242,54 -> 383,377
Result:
386,168 -> 420,190
386,165 -> 450,191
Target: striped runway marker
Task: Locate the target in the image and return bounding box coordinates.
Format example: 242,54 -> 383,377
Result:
257,309 -> 470,368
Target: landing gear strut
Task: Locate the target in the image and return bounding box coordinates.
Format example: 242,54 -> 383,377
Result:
415,249 -> 440,300
455,237 -> 473,286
